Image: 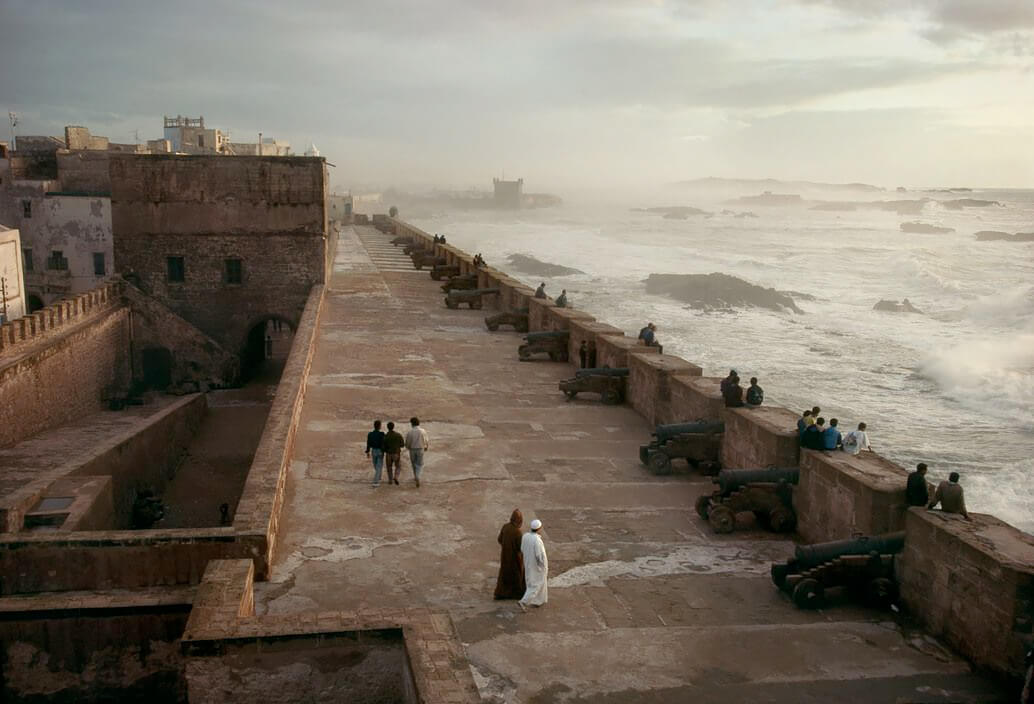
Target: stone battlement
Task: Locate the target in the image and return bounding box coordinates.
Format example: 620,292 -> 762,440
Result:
0,280 -> 122,359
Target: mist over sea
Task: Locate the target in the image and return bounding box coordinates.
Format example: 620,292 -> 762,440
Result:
411,186 -> 1034,534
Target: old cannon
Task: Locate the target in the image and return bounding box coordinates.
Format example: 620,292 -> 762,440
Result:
639,420 -> 724,476
391,235 -> 412,247
558,367 -> 628,404
412,252 -> 447,270
518,330 -> 570,362
485,309 -> 529,332
441,273 -> 479,293
403,243 -> 426,255
695,467 -> 798,534
445,288 -> 500,310
771,532 -> 906,609
430,264 -> 461,281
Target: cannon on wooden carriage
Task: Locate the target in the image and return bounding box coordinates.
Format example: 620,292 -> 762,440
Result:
412,252 -> 447,270
445,288 -> 499,310
403,242 -> 429,256
485,309 -> 529,332
771,532 -> 905,609
694,467 -> 798,534
558,367 -> 628,404
441,273 -> 479,293
430,264 -> 461,281
391,235 -> 412,247
639,421 -> 724,476
518,330 -> 570,362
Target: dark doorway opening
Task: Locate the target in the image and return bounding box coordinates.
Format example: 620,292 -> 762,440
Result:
141,347 -> 173,389
239,317 -> 294,384
26,294 -> 44,313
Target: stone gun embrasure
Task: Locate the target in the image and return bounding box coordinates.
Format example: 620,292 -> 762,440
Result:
695,466 -> 798,534
518,330 -> 570,362
639,420 -> 724,475
771,531 -> 906,609
484,309 -> 529,332
444,288 -> 500,310
558,367 -> 629,405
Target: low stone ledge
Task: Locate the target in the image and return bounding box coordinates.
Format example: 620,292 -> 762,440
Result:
527,297 -> 555,331
542,305 -> 594,334
627,353 -> 703,426
899,509 -> 1034,678
498,278 -> 536,314
796,449 -> 909,542
670,376 -> 724,422
568,320 -> 622,369
596,334 -> 657,370
719,405 -> 799,469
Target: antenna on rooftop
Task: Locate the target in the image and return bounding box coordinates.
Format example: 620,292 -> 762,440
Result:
133,129 -> 140,145
8,112 -> 17,151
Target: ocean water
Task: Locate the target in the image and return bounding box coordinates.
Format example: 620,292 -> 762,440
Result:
411,187 -> 1034,534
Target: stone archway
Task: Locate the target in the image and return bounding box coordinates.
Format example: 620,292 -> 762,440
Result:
238,315 -> 296,383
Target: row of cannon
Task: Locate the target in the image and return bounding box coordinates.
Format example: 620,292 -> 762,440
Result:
399,231 -> 906,614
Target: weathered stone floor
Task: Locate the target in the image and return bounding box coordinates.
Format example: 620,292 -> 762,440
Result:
257,226 -> 1007,703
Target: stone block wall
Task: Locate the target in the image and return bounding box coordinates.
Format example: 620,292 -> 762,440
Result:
670,376 -> 724,422
795,448 -> 910,542
567,320 -> 623,369
0,300 -> 130,449
527,297 -> 555,331
899,509 -> 1034,677
596,334 -> 657,370
627,353 -> 703,426
719,406 -> 800,469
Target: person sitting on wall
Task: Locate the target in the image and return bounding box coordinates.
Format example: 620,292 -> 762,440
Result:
797,410 -> 811,437
801,417 -> 826,450
806,406 -> 820,427
555,289 -> 568,308
535,283 -> 547,299
841,422 -> 872,455
440,235 -> 447,244
906,463 -> 929,507
928,471 -> 971,520
638,323 -> 663,353
719,369 -> 738,397
745,377 -> 764,406
474,253 -> 486,268
433,234 -> 441,243
722,373 -> 744,407
823,418 -> 842,451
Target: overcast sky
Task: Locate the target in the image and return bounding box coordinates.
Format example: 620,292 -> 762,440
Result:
2,0 -> 1032,191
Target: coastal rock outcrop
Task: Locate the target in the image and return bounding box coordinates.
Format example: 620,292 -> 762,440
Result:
645,272 -> 803,313
901,221 -> 955,234
941,198 -> 1002,210
506,254 -> 585,277
633,206 -> 709,218
975,231 -> 1034,242
729,192 -> 803,207
874,299 -> 923,314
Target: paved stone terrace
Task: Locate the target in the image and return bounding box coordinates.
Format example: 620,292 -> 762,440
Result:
258,225 -> 1006,703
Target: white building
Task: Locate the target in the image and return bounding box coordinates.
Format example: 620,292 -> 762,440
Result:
0,223 -> 27,322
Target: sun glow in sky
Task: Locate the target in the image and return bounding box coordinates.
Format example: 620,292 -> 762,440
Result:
1,0 -> 1032,190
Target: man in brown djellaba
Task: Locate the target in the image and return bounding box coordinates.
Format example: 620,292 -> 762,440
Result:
494,509 -> 526,599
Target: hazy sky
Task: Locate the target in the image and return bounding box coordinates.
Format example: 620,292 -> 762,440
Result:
2,0 -> 1033,191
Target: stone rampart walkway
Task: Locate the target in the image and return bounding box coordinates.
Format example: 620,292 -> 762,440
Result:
258,226 -> 1003,703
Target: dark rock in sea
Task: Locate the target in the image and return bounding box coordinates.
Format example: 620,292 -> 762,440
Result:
644,272 -> 803,314
941,199 -> 1003,210
901,221 -> 955,234
874,199 -> 929,215
632,206 -> 709,217
780,289 -> 818,302
506,254 -> 585,277
810,202 -> 858,212
975,230 -> 1034,242
874,299 -> 923,314
734,211 -> 759,218
896,187 -> 908,193
663,211 -> 688,220
729,192 -> 803,207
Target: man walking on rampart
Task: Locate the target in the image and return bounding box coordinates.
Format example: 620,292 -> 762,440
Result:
365,420 -> 386,487
405,417 -> 430,488
383,421 -> 405,486
519,519 -> 548,612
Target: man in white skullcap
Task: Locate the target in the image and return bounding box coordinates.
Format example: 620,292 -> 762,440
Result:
518,519 -> 548,611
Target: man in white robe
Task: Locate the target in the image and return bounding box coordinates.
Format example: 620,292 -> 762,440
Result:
519,519 -> 548,611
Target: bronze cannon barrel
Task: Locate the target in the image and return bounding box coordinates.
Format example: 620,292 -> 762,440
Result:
575,367 -> 630,378
793,532 -> 906,569
653,421 -> 725,443
715,467 -> 799,495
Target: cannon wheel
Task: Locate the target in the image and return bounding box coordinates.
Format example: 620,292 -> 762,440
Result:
708,505 -> 735,533
792,578 -> 824,609
518,345 -> 531,361
770,563 -> 791,590
601,389 -> 621,405
564,390 -> 578,400
768,506 -> 796,533
648,451 -> 673,475
865,577 -> 897,609
445,298 -> 458,309
694,494 -> 711,519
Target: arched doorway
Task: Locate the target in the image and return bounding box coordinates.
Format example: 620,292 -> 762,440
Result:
26,294 -> 44,314
239,316 -> 295,383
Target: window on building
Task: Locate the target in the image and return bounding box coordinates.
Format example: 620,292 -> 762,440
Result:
93,252 -> 106,276
22,200 -> 31,218
198,134 -> 205,148
47,250 -> 68,271
167,256 -> 185,282
225,258 -> 243,285
23,248 -> 33,272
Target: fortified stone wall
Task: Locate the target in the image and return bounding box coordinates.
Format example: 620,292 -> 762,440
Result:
56,149 -> 113,194
389,216 -> 1034,678
0,282 -> 129,448
110,154 -> 328,357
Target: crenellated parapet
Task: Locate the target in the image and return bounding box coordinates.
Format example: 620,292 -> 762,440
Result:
0,280 -> 123,359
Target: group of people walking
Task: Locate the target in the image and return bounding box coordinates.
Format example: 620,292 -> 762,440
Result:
494,509 -> 549,611
365,418 -> 429,488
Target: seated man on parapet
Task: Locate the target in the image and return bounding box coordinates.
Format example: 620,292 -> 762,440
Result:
928,471 -> 971,521
745,377 -> 764,406
535,283 -> 547,299
722,373 -> 744,407
555,289 -> 568,308
638,322 -> 663,353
